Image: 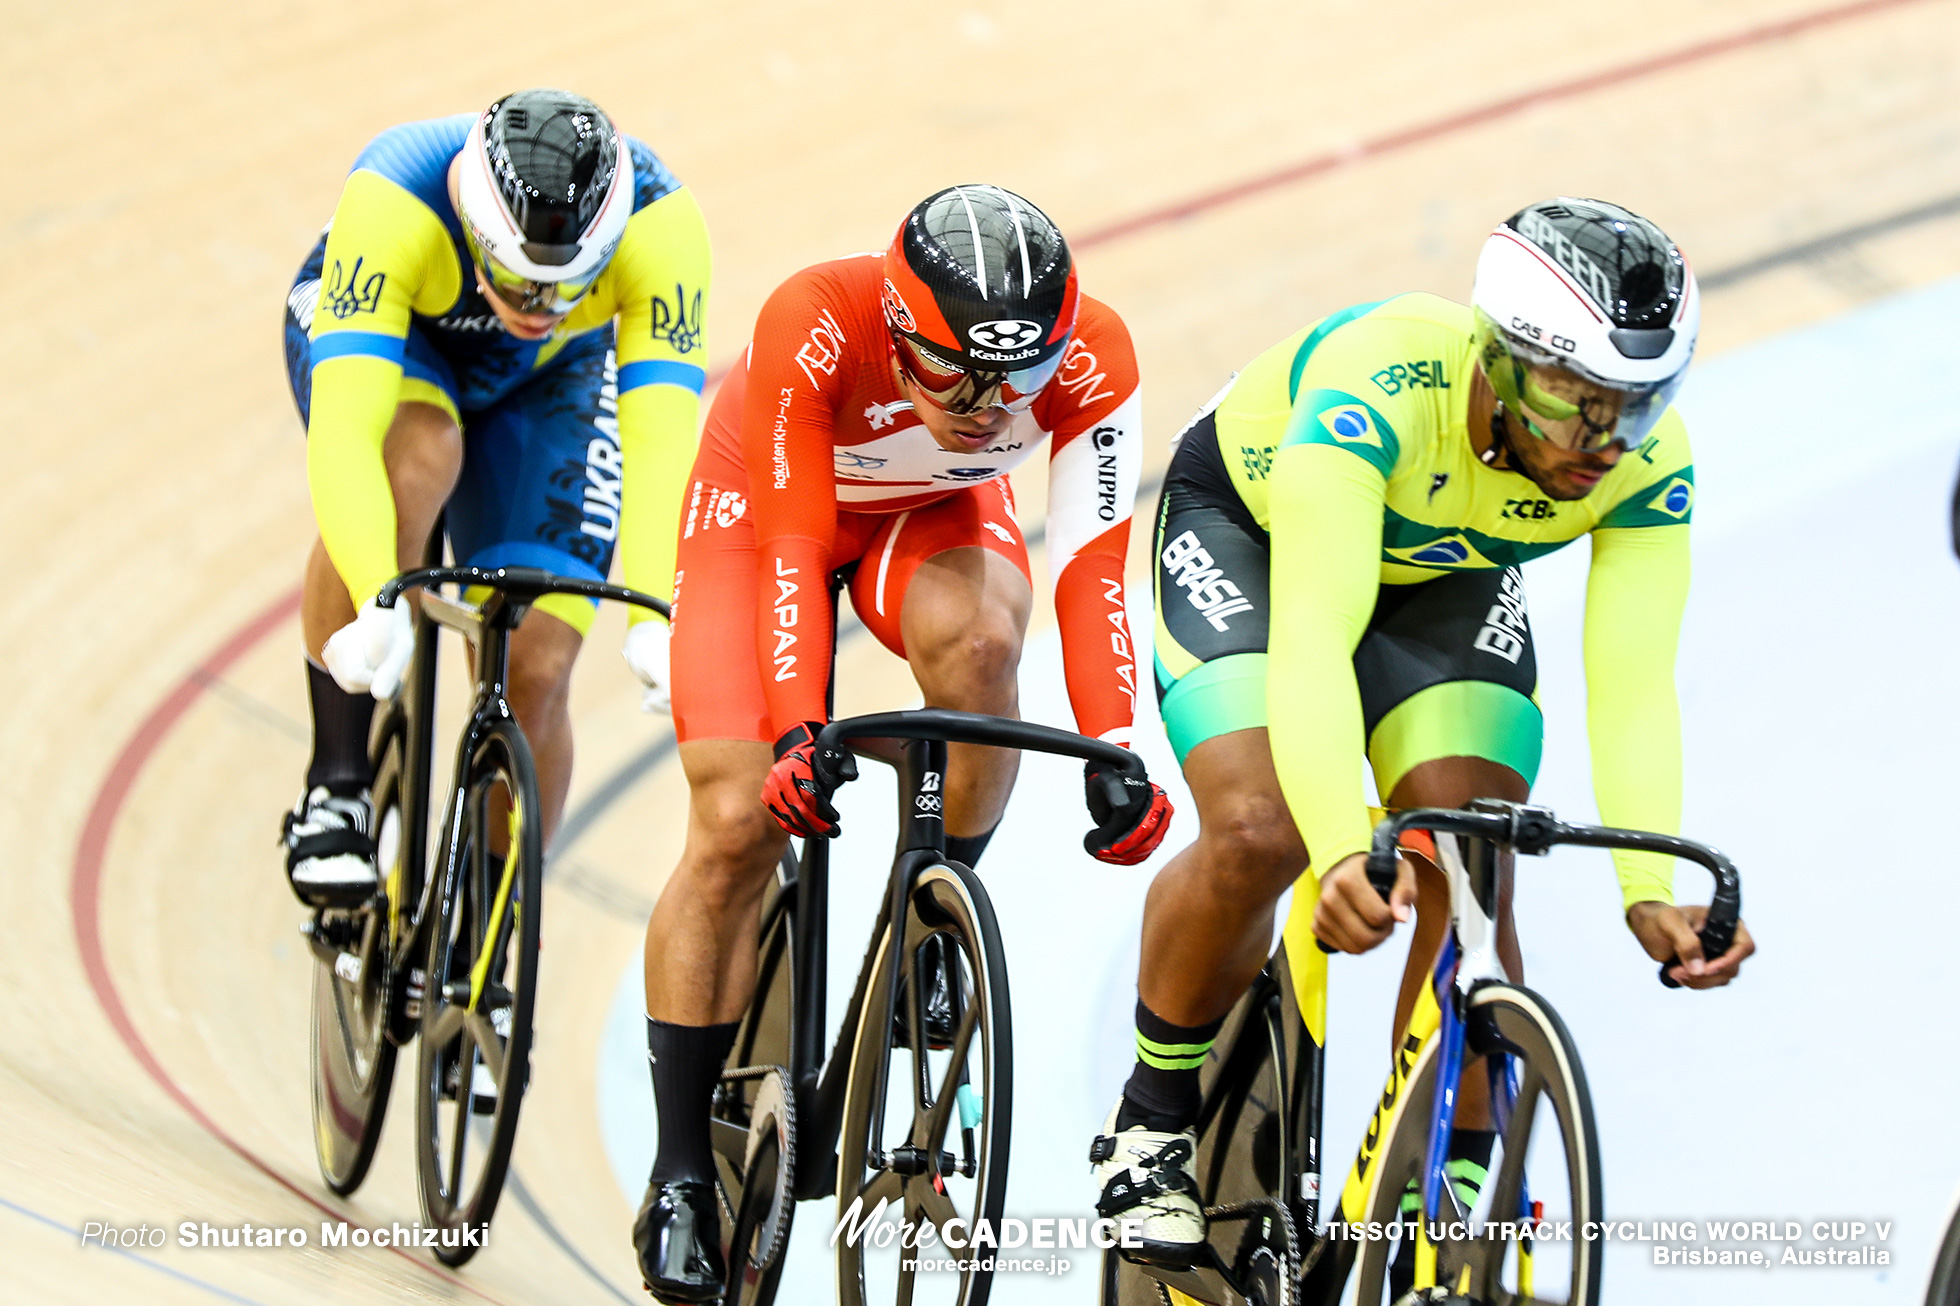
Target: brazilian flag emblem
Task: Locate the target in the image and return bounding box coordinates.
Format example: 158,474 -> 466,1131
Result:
1648,476 -> 1693,520
1318,403 -> 1380,446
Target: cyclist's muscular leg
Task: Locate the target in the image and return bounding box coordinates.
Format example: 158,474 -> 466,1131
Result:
898,545 -> 1033,841
645,739 -> 788,1026
502,610 -> 582,841
1138,727 -> 1305,1027
286,400 -> 461,902
1385,756 -> 1526,1131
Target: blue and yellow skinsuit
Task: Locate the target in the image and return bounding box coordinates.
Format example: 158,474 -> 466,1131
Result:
1154,293 -> 1693,908
282,114 -> 711,632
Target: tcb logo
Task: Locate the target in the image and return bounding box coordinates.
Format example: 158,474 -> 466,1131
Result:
967,319 -> 1042,350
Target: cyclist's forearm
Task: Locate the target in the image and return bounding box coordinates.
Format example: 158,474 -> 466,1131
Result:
1584,525 -> 1690,908
1268,444 -> 1384,874
617,384 -> 701,621
307,355 -> 405,607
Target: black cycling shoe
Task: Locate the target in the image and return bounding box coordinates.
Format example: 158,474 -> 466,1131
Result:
633,1179 -> 725,1304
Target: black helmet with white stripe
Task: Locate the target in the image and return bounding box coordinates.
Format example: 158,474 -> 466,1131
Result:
456,89 -> 633,315
1471,198 -> 1697,452
882,185 -> 1080,414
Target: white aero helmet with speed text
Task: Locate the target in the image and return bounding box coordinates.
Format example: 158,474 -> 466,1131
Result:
1471,198 -> 1697,452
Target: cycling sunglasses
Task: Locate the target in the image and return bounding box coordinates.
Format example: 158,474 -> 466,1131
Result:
892,333 -> 1067,415
464,227 -> 606,317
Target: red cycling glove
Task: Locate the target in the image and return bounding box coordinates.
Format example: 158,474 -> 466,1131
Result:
762,722 -> 854,838
1083,761 -> 1174,866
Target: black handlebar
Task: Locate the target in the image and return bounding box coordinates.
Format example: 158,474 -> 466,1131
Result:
813,708 -> 1148,824
1368,802 -> 1741,989
375,565 -> 670,619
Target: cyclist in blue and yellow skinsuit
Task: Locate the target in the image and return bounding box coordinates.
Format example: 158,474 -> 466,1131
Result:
279,89 -> 710,905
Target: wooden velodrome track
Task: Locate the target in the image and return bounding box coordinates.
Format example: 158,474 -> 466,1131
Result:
9,0 -> 1960,1300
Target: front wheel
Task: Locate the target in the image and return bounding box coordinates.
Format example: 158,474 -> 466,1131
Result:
1351,983 -> 1602,1306
413,717 -> 543,1266
836,863 -> 1012,1306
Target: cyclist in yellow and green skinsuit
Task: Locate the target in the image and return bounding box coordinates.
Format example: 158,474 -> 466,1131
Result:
280,89 -> 709,906
1089,199 -> 1755,1270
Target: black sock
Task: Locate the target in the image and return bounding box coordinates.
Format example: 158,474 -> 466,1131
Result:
944,825 -> 998,869
1116,999 -> 1224,1132
305,659 -> 375,795
646,1018 -> 740,1184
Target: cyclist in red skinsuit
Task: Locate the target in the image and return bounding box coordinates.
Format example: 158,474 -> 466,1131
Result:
628,186 -> 1172,1303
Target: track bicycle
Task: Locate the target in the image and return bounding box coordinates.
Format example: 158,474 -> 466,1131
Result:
1103,798 -> 1742,1306
304,562 -> 664,1265
1929,1184 -> 1960,1305
705,707 -> 1157,1306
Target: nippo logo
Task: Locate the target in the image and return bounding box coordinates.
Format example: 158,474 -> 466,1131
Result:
968,319 -> 1043,351
882,280 -> 916,334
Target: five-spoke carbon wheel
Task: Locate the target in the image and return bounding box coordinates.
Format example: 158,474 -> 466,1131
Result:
413,717 -> 542,1266
836,863 -> 1012,1306
1352,983 -> 1602,1306
308,721 -> 407,1195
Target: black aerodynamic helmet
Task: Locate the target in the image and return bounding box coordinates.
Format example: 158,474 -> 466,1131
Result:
456,89 -> 632,311
882,184 -> 1080,414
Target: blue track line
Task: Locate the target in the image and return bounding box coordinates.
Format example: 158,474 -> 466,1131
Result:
0,1193 -> 275,1306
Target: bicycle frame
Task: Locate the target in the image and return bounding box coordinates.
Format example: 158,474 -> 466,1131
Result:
782,733 -> 951,1202
1143,799 -> 1740,1304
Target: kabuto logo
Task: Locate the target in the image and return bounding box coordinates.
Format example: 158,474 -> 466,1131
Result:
968,319 -> 1043,351
882,280 -> 916,334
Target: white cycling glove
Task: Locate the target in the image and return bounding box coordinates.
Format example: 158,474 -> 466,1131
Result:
622,619 -> 673,715
323,597 -> 415,700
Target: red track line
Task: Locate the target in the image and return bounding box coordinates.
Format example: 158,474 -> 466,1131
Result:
66,0 -> 1938,1297
1077,0 -> 1941,250
69,587 -> 520,1306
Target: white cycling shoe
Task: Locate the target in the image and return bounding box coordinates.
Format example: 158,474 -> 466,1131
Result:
1089,1098 -> 1206,1268
281,786 -> 378,907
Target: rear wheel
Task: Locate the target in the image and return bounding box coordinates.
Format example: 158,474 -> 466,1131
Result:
307,721 -> 407,1195
413,718 -> 543,1265
1352,983 -> 1601,1306
836,863 -> 1012,1306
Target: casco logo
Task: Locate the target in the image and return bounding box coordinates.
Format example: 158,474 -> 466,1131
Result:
882,280 -> 916,334
968,319 -> 1043,351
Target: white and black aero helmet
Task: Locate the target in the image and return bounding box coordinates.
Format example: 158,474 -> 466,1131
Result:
1471,198 -> 1697,451
456,89 -> 633,312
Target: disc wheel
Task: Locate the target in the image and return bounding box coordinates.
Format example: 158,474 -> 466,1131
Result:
712,853 -> 800,1306
836,863 -> 1011,1306
308,720 -> 407,1195
413,717 -> 542,1266
1352,983 -> 1601,1306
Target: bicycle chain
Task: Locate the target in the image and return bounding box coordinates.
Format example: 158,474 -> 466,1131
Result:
713,1063 -> 797,1271
1203,1196 -> 1301,1306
